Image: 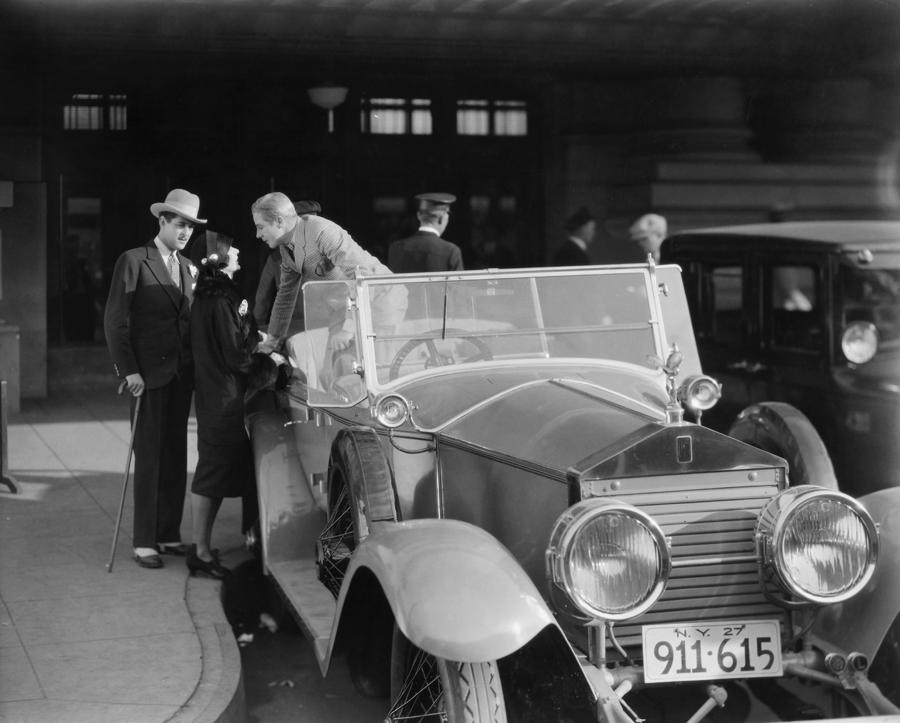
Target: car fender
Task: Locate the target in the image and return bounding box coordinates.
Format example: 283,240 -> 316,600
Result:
335,518 -> 558,664
813,487 -> 900,660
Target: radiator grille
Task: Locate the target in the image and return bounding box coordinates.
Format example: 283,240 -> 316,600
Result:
582,469 -> 790,650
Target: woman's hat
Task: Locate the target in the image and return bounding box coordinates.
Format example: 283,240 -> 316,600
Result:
150,188 -> 207,225
189,230 -> 233,268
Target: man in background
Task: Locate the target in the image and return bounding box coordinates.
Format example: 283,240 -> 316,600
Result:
388,192 -> 464,272
629,213 -> 668,263
552,206 -> 596,265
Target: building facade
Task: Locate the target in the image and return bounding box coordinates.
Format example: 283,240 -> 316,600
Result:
1,0 -> 899,401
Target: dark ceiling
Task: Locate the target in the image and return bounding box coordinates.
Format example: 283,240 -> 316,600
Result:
5,0 -> 900,82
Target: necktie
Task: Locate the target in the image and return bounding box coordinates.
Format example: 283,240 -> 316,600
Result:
168,253 -> 180,288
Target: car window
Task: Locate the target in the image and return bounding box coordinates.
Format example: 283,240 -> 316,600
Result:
840,264 -> 900,346
710,266 -> 743,345
767,265 -> 821,351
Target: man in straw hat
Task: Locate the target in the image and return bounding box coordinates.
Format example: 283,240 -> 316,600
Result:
388,192 -> 463,273
104,188 -> 205,569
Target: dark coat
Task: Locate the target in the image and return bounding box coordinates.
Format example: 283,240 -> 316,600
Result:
190,271 -> 257,498
388,230 -> 464,273
191,272 -> 257,444
551,239 -> 591,266
103,241 -> 194,388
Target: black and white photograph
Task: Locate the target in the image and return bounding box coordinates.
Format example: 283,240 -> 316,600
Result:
1,1 -> 899,721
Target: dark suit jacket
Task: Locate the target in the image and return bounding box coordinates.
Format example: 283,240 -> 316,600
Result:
551,239 -> 591,266
104,241 -> 194,389
388,230 -> 464,273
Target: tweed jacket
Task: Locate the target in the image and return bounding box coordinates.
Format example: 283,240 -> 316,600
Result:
104,240 -> 195,389
267,215 -> 389,342
387,229 -> 464,273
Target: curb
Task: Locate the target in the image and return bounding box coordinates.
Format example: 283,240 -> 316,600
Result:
169,576 -> 246,723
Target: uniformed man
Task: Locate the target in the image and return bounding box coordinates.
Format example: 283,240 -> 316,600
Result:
388,192 -> 464,273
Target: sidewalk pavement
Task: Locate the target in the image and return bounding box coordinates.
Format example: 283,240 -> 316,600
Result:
1,382 -> 247,723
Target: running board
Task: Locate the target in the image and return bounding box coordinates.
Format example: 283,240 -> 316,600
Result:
268,558 -> 337,674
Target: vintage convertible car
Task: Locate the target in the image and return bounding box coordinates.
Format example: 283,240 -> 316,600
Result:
247,262 -> 900,722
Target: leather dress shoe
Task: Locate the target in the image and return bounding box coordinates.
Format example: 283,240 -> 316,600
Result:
186,550 -> 230,579
133,551 -> 163,569
158,542 -> 190,556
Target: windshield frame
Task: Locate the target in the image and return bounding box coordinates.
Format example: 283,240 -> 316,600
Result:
352,265 -> 671,396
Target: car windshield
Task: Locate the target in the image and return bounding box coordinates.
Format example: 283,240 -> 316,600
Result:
289,268 -> 668,403
840,263 -> 900,348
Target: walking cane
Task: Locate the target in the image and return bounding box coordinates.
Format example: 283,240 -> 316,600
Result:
107,380 -> 142,572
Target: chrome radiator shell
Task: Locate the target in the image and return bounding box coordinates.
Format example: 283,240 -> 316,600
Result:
578,468 -> 790,649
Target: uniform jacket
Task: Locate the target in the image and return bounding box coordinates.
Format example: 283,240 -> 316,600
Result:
191,272 -> 256,444
267,215 -> 389,342
104,241 -> 194,389
388,229 -> 464,273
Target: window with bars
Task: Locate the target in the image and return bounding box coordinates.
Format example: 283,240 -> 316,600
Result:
360,97 -> 432,135
457,99 -> 527,136
63,93 -> 128,131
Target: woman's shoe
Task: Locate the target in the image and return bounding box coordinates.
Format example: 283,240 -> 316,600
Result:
186,551 -> 230,579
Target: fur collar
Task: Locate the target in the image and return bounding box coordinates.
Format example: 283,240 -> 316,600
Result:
194,271 -> 240,301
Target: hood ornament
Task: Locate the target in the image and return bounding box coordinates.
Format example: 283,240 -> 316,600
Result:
649,345 -> 685,424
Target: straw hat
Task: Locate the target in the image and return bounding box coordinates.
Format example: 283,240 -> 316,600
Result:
150,188 -> 207,224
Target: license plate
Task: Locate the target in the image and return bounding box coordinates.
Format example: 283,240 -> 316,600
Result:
642,620 -> 783,683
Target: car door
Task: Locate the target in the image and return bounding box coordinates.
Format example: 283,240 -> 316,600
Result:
678,242 -> 764,430
759,252 -> 832,435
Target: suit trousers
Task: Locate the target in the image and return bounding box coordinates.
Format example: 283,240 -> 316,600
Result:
130,374 -> 193,548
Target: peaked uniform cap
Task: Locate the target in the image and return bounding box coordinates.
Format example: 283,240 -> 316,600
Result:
415,192 -> 456,205
150,188 -> 207,224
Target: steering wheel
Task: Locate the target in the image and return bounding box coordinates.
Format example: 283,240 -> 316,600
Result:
388,328 -> 493,381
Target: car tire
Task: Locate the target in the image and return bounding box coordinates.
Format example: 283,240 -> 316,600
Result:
317,427 -> 398,596
388,625 -> 508,723
728,402 -> 839,490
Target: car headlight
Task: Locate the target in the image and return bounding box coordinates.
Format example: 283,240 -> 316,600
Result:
678,374 -> 722,414
756,487 -> 878,604
841,321 -> 878,364
374,394 -> 409,427
547,500 -> 670,621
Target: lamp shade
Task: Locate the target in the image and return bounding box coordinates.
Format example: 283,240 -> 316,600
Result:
307,86 -> 348,110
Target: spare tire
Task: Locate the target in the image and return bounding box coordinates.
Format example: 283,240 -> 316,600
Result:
729,402 -> 839,490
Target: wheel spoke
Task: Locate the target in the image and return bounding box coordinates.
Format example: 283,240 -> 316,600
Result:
387,647 -> 446,721
317,481 -> 355,596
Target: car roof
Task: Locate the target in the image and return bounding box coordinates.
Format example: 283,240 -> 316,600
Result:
668,220 -> 900,252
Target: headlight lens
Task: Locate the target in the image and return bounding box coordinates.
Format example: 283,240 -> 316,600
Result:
678,374 -> 722,413
757,487 -> 878,604
375,394 -> 409,427
841,321 -> 878,364
548,500 -> 670,621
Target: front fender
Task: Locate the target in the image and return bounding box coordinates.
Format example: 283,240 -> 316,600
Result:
337,518 -> 558,663
813,487 -> 900,660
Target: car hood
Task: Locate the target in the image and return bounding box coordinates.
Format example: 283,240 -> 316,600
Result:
435,375 -> 784,477
427,370 -> 668,473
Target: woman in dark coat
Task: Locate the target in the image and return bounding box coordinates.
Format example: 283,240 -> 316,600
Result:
188,232 -> 257,578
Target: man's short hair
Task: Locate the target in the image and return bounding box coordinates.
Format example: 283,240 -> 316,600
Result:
252,192 -> 297,223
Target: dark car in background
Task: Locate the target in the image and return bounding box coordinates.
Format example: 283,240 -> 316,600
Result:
664,221 -> 900,499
